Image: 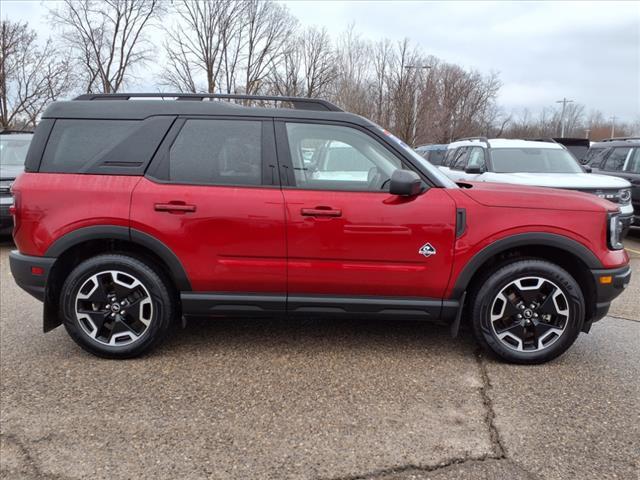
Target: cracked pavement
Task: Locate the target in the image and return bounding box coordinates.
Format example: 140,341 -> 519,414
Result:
1,236 -> 639,480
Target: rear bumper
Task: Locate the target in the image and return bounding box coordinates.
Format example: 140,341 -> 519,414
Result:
9,251 -> 56,301
589,265 -> 631,323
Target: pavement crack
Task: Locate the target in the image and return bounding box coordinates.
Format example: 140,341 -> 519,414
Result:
607,314 -> 640,324
474,348 -> 506,459
0,432 -> 75,480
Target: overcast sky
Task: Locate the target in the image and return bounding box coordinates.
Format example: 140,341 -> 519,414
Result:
3,0 -> 639,121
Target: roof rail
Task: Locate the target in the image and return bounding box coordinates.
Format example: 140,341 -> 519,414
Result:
0,129 -> 34,134
525,137 -> 558,143
600,136 -> 640,142
454,136 -> 490,147
73,93 -> 343,112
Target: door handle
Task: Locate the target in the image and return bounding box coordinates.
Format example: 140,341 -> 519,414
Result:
300,206 -> 342,217
154,202 -> 197,213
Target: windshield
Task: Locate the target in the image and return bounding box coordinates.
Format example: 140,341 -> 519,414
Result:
491,148 -> 583,173
375,128 -> 458,188
0,136 -> 31,167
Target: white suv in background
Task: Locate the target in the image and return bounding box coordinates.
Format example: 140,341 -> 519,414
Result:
439,137 -> 634,233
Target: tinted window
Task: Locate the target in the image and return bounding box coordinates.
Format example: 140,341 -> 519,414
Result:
41,120 -> 138,173
603,147 -> 631,172
169,119 -> 262,185
451,148 -> 469,170
426,150 -> 446,166
585,147 -> 606,167
285,123 -> 402,191
491,148 -> 582,173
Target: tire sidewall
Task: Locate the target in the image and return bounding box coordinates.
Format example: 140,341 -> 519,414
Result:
472,260 -> 585,364
61,254 -> 173,359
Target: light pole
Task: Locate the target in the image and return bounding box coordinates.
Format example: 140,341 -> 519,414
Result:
405,64 -> 432,146
610,115 -> 617,138
556,97 -> 574,138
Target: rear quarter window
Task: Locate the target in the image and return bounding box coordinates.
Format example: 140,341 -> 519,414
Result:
41,120 -> 138,173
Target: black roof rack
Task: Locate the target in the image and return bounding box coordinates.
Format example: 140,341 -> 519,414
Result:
73,93 -> 343,112
600,137 -> 640,142
0,129 -> 34,134
454,136 -> 490,146
525,137 -> 558,143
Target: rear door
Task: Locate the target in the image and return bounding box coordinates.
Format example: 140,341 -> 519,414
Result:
276,120 -> 457,307
131,117 -> 287,306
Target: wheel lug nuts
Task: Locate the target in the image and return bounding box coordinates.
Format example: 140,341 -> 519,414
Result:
121,310 -> 126,315
121,301 -> 126,305
519,305 -> 525,309
110,312 -> 115,317
517,314 -> 522,319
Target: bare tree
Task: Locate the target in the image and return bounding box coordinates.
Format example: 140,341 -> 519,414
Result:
50,0 -> 162,93
0,20 -> 72,128
300,27 -> 336,98
243,0 -> 295,95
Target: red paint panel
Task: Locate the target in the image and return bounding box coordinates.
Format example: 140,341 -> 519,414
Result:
283,188 -> 457,298
11,173 -> 138,255
130,178 -> 286,293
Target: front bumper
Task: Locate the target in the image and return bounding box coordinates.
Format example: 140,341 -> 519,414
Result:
589,265 -> 631,323
9,251 -> 56,301
620,212 -> 633,237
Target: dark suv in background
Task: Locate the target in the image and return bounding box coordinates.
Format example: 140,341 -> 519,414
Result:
0,130 -> 33,235
586,138 -> 640,227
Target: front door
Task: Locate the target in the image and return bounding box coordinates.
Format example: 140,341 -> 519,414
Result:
277,121 -> 457,303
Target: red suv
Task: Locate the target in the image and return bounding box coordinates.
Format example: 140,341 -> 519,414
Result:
9,94 -> 631,363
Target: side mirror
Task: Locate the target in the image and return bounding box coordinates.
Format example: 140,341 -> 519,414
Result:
583,165 -> 592,173
465,165 -> 483,174
389,169 -> 423,196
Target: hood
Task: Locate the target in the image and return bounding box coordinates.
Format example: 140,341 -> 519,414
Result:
481,172 -> 630,189
0,165 -> 24,181
460,181 -> 618,213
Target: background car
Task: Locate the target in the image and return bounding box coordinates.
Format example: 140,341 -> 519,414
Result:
415,144 -> 448,165
439,137 -> 634,235
585,138 -> 640,227
0,130 -> 33,235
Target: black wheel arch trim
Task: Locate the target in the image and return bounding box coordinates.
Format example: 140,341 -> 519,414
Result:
451,232 -> 602,298
44,225 -> 192,291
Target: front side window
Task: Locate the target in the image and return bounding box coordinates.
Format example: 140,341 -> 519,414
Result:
285,123 -> 401,191
604,147 -> 631,172
585,147 -> 607,167
491,148 -> 583,173
169,119 -> 262,185
451,148 -> 469,170
466,147 -> 486,171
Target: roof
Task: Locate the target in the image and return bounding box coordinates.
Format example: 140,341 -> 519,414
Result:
589,138 -> 640,149
447,138 -> 563,150
416,144 -> 448,151
42,98 -> 375,127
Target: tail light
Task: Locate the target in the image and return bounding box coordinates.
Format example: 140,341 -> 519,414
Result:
10,186 -> 20,235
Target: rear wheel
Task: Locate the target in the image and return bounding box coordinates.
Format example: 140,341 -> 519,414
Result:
470,259 -> 585,364
60,254 -> 175,358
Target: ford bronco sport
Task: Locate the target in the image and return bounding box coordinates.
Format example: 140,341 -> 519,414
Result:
9,93 -> 631,363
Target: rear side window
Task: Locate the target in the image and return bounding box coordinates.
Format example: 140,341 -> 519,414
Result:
169,119 -> 262,186
603,148 -> 631,172
41,120 -> 138,173
624,148 -> 640,173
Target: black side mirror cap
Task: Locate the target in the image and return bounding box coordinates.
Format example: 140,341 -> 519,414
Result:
389,169 -> 423,196
465,165 -> 483,174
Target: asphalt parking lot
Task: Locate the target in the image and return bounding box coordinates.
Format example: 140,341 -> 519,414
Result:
1,236 -> 638,480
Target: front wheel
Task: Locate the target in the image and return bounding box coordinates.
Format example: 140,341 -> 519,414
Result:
60,254 -> 176,359
470,259 -> 585,364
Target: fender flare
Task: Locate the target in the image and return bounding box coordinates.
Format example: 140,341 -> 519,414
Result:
451,232 -> 602,298
45,225 -> 191,291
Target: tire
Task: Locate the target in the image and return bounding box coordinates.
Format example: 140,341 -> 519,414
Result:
60,254 -> 176,359
469,259 -> 585,364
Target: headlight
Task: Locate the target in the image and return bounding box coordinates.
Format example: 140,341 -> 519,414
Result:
608,213 -> 624,250
619,188 -> 632,205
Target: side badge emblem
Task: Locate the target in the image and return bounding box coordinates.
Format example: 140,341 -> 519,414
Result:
419,243 -> 436,258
